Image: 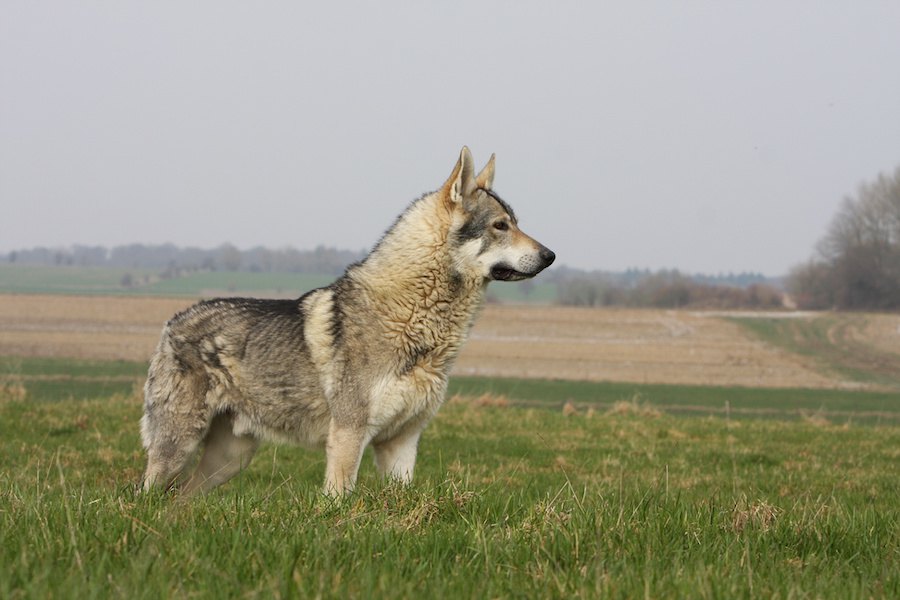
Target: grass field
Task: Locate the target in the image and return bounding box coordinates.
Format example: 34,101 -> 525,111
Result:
0,378 -> 897,597
2,292 -> 899,597
0,264 -> 333,298
4,356 -> 900,425
1,357 -> 899,598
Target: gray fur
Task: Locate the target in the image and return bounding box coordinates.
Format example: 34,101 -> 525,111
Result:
139,147 -> 555,496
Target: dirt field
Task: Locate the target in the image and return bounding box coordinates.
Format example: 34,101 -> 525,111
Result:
459,306 -> 845,388
1,294 -> 897,389
861,313 -> 900,357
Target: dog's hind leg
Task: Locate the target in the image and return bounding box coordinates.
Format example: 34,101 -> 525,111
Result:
181,412 -> 260,495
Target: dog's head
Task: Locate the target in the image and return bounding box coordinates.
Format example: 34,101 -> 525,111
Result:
443,147 -> 555,282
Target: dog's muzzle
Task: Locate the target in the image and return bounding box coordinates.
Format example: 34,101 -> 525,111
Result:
491,246 -> 556,281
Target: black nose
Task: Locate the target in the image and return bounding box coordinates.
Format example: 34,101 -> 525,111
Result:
540,247 -> 556,266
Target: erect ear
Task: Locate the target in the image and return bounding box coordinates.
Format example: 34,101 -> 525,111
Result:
475,153 -> 495,190
445,146 -> 477,205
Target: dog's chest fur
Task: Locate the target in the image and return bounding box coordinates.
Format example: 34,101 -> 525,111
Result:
302,257 -> 485,440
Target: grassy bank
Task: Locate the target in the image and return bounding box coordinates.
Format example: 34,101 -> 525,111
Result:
729,314 -> 900,390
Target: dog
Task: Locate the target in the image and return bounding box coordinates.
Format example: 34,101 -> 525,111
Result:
140,147 -> 555,496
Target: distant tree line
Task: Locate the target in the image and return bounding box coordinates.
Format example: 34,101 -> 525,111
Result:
788,165 -> 900,310
550,267 -> 784,309
6,243 -> 789,308
4,243 -> 366,276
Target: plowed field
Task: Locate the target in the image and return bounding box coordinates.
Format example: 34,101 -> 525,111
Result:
1,294 -> 898,389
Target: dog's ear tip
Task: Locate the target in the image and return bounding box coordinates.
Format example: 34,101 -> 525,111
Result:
475,153 -> 496,190
446,146 -> 477,202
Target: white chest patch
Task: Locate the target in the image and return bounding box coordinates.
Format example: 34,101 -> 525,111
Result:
367,369 -> 447,437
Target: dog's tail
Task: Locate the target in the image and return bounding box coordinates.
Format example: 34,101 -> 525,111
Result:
139,328 -> 210,492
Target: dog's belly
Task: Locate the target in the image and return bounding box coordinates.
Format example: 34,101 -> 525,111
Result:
232,403 -> 331,447
227,387 -> 332,447
208,355 -> 333,447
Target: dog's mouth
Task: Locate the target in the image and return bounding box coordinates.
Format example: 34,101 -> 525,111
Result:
490,265 -> 532,281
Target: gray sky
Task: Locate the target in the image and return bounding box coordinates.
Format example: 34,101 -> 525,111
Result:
2,2 -> 899,276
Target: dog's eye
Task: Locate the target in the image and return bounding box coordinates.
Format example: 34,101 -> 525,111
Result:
493,221 -> 509,231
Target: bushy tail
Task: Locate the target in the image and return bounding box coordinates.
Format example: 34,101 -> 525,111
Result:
139,330 -> 210,492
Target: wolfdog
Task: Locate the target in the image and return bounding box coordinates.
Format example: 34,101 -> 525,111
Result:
140,147 -> 555,496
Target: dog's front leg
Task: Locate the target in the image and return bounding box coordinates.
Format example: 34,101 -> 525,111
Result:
323,420 -> 369,496
373,422 -> 424,484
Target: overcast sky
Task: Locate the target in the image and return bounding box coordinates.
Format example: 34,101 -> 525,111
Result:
2,2 -> 899,276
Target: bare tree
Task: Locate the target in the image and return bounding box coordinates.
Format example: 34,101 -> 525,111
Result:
790,165 -> 900,310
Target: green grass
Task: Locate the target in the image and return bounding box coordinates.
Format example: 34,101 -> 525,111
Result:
0,265 -> 158,295
449,376 -> 900,424
0,356 -> 146,402
4,355 -> 899,422
0,265 -> 331,298
0,356 -> 146,379
1,357 -> 899,598
140,271 -> 334,297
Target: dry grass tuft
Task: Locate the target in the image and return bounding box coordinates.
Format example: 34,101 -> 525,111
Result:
0,357 -> 27,402
398,499 -> 441,530
0,380 -> 27,402
730,498 -> 781,533
606,394 -> 662,418
554,455 -> 570,469
800,410 -> 831,427
472,393 -> 510,408
521,498 -> 573,534
447,393 -> 510,408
